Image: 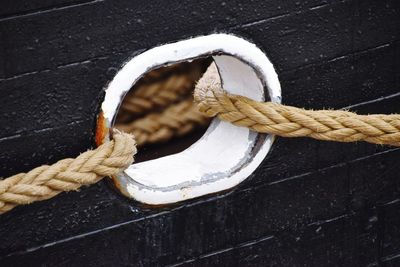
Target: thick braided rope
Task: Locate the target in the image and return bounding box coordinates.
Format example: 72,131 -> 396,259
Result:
195,63 -> 400,146
120,63 -> 204,117
116,98 -> 210,146
0,132 -> 136,214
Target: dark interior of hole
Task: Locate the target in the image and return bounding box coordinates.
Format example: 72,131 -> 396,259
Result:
115,57 -> 213,163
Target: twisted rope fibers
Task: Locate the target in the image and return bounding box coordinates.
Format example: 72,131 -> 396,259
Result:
0,132 -> 136,214
195,63 -> 400,146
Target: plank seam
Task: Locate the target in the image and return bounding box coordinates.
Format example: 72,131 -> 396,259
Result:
0,0 -> 104,22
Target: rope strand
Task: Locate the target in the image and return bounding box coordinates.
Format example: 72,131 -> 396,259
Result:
195,63 -> 400,146
119,63 -> 204,118
0,131 -> 136,214
116,98 -> 210,146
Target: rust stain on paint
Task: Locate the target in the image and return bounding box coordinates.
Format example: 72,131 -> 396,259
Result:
111,174 -> 123,193
95,111 -> 107,147
95,111 -> 124,192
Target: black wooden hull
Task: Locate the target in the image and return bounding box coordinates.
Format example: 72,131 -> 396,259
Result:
0,0 -> 399,266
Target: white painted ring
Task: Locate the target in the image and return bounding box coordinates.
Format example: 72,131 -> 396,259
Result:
101,34 -> 281,204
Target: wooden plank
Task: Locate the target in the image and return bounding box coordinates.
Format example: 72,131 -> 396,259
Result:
379,200 -> 400,259
169,214 -> 379,266
0,58 -> 109,139
233,0 -> 399,73
0,30 -> 5,78
0,0 -> 96,18
353,0 -> 400,51
0,119 -> 94,177
281,42 -> 400,109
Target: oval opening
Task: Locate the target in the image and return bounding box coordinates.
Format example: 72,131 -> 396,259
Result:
100,34 -> 281,205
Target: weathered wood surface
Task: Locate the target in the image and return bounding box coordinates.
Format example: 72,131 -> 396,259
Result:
0,0 -> 399,266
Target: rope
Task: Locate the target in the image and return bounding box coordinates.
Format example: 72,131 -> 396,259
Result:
116,98 -> 210,146
115,59 -> 210,145
0,131 -> 136,214
2,61 -> 400,214
119,62 -> 204,118
195,63 -> 400,146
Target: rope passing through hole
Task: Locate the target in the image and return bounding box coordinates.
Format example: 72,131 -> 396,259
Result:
194,63 -> 400,147
1,62 -> 400,214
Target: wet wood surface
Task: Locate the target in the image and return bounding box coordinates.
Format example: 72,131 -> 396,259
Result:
0,0 -> 399,266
